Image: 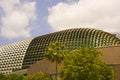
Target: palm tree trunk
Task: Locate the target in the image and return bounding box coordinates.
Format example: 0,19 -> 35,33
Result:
55,61 -> 58,80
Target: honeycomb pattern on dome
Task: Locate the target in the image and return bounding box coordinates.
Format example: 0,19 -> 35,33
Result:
0,39 -> 32,74
22,28 -> 120,69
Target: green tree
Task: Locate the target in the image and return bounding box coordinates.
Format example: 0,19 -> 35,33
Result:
0,73 -> 7,80
45,41 -> 65,80
60,47 -> 114,80
28,72 -> 52,80
7,74 -> 28,80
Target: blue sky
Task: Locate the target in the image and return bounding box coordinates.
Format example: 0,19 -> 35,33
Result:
0,0 -> 120,45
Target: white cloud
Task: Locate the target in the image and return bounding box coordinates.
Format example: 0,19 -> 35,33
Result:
48,0 -> 120,33
0,0 -> 36,39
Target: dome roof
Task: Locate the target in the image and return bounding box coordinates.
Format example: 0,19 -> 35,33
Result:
23,28 -> 120,69
1,28 -> 120,74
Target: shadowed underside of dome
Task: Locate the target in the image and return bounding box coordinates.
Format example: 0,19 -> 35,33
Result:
22,28 -> 120,69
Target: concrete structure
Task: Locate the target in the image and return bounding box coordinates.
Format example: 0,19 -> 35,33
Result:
96,46 -> 120,80
0,28 -> 120,79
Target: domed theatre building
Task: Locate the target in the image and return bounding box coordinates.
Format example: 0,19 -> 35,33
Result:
0,28 -> 120,80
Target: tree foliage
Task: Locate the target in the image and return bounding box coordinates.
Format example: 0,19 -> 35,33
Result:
0,73 -> 7,80
60,47 -> 115,80
45,41 -> 65,80
0,73 -> 27,80
7,74 -> 28,80
0,72 -> 52,80
28,72 -> 53,80
45,41 -> 65,63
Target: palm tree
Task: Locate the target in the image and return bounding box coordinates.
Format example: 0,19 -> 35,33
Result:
45,41 -> 65,80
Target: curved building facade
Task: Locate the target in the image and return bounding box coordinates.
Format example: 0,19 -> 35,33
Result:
0,39 -> 32,74
0,28 -> 120,74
